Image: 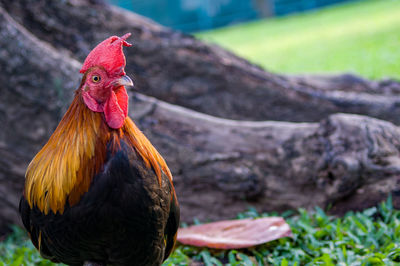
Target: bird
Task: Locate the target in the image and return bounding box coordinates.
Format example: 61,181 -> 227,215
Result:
19,33 -> 179,266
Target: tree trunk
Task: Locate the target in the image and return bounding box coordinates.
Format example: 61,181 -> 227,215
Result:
1,2 -> 400,234
1,0 -> 400,123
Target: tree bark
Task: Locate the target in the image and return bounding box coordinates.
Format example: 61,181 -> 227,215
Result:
1,6 -> 400,235
1,0 -> 400,123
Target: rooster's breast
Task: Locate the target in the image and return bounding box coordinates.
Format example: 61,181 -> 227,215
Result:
22,139 -> 176,265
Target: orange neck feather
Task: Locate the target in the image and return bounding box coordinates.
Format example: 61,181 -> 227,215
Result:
25,91 -> 172,214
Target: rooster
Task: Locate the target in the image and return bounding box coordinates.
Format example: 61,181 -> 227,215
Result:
19,33 -> 179,266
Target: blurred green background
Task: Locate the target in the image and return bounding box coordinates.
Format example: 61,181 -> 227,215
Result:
197,0 -> 400,80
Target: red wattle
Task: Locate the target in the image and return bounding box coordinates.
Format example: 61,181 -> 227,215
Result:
115,87 -> 129,117
104,88 -> 128,129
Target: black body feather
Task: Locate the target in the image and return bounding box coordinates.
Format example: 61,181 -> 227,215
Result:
19,139 -> 179,266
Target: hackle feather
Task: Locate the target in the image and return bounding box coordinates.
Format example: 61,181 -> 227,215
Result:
25,91 -> 172,214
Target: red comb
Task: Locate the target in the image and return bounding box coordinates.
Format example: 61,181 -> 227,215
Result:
80,33 -> 132,76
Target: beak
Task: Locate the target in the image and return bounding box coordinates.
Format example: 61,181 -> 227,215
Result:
115,75 -> 134,87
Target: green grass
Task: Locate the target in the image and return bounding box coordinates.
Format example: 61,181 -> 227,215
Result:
2,196 -> 400,265
196,0 -> 400,80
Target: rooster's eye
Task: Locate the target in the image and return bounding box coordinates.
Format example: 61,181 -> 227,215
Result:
92,75 -> 101,83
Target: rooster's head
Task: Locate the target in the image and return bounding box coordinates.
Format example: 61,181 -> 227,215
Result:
79,33 -> 133,129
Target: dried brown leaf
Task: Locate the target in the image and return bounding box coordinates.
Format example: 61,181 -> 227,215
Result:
177,217 -> 292,249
